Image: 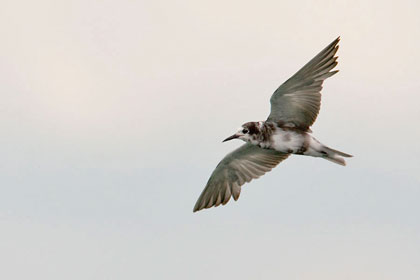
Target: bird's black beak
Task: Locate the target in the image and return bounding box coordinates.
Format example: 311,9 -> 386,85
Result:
222,134 -> 239,142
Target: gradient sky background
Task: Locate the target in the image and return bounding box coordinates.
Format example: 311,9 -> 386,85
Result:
1,0 -> 420,279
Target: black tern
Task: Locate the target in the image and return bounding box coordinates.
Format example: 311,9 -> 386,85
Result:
194,37 -> 352,212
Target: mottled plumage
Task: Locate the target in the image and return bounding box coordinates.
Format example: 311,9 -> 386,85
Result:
194,37 -> 352,212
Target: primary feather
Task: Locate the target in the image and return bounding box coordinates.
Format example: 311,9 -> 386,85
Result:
193,144 -> 289,212
267,37 -> 340,130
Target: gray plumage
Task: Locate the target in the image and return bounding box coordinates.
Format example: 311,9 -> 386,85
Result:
194,37 -> 351,212
268,37 -> 339,129
193,144 -> 289,211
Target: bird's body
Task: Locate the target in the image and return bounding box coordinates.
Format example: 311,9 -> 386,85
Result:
239,121 -> 350,165
193,37 -> 352,212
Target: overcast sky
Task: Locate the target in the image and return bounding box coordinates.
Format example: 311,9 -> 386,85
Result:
1,0 -> 420,279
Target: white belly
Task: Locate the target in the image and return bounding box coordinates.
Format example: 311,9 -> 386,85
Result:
270,129 -> 305,153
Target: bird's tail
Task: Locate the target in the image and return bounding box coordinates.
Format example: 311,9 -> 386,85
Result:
322,147 -> 353,166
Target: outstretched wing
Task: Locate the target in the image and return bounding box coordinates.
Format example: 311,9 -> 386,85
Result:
267,37 -> 340,130
193,143 -> 289,212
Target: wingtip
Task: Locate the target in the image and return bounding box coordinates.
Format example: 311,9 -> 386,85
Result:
330,36 -> 340,46
192,202 -> 201,212
331,69 -> 339,75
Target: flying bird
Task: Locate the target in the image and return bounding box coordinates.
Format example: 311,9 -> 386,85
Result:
193,37 -> 352,212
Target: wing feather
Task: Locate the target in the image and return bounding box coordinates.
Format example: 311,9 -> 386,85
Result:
267,37 -> 340,129
193,143 -> 289,212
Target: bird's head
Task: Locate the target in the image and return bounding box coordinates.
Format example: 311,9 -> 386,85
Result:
223,122 -> 261,143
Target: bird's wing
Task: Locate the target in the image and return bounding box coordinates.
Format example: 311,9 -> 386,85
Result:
267,37 -> 340,130
193,143 -> 289,212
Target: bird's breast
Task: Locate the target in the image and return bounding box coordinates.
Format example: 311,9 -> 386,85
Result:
269,129 -> 306,153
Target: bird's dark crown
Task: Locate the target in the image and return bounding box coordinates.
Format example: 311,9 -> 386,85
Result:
242,122 -> 260,135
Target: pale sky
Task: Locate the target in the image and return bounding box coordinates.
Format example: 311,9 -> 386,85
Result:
1,0 -> 420,279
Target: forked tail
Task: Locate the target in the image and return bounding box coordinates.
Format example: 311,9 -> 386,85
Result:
322,147 -> 353,166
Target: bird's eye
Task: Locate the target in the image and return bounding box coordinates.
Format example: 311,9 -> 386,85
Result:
242,129 -> 248,134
